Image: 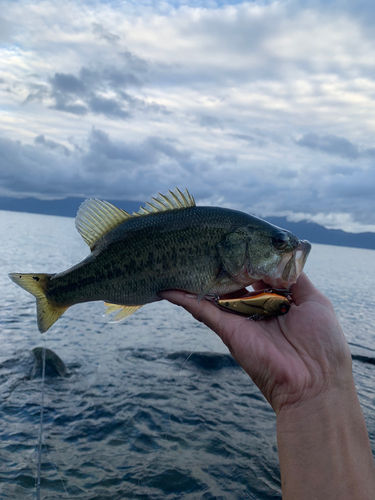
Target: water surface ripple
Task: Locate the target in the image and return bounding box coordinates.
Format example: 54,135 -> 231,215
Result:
1,211 -> 374,499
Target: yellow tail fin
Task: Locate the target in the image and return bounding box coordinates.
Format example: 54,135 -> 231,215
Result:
8,273 -> 69,333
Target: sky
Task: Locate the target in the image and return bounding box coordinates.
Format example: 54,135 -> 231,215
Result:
1,0 -> 375,233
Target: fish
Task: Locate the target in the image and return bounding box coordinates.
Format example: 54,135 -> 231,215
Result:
8,188 -> 311,333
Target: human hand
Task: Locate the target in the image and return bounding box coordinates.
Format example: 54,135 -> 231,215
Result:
159,273 -> 353,415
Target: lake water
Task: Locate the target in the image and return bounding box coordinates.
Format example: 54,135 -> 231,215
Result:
1,210 -> 375,499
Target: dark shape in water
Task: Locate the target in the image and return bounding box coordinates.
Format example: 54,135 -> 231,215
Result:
351,354 -> 375,366
167,351 -> 240,371
31,347 -> 68,378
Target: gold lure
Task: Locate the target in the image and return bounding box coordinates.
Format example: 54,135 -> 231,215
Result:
215,292 -> 291,320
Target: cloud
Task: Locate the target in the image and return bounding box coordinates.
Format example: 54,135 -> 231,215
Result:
2,0 -> 375,232
295,133 -> 375,160
34,135 -> 71,156
0,14 -> 12,43
199,115 -> 223,129
92,23 -> 120,44
21,50 -> 152,119
214,154 -> 237,164
1,127 -> 375,232
85,128 -> 191,170
46,62 -> 148,118
87,96 -> 130,119
51,73 -> 86,95
295,133 -> 360,159
0,129 -> 194,199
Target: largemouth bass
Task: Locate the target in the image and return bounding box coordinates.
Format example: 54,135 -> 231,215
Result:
9,188 -> 311,333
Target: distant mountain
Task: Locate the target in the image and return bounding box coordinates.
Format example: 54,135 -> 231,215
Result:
1,196 -> 374,250
0,196 -> 142,218
265,217 -> 375,251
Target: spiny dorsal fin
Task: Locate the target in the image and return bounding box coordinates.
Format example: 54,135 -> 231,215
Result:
133,187 -> 195,217
75,188 -> 195,250
103,303 -> 143,322
75,199 -> 131,250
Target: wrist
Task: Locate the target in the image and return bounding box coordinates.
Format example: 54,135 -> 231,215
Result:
275,367 -> 356,418
270,339 -> 354,417
276,382 -> 375,499
276,380 -> 359,443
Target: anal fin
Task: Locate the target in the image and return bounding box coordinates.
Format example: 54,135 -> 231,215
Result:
104,303 -> 143,323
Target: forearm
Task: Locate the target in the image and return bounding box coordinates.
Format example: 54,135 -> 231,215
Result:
276,383 -> 375,499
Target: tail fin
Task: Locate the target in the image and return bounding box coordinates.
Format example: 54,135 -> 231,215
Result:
8,273 -> 69,333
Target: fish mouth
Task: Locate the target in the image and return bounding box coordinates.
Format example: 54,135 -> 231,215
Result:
282,239 -> 311,287
271,240 -> 312,289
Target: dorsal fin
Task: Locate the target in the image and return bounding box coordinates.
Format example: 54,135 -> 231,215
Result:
75,188 -> 195,250
133,187 -> 195,216
75,199 -> 131,250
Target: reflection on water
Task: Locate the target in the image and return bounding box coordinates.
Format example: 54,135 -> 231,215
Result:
1,210 -> 374,499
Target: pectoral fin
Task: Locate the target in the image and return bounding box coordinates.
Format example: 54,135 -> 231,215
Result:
196,268 -> 231,302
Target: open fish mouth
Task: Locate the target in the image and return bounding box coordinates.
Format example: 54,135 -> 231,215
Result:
281,239 -> 312,288
269,239 -> 311,289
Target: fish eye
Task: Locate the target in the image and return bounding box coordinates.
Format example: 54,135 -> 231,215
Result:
272,232 -> 288,250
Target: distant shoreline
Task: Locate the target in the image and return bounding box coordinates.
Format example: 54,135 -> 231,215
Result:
1,196 -> 374,251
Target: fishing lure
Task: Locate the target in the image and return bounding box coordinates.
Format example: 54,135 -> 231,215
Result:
215,290 -> 291,321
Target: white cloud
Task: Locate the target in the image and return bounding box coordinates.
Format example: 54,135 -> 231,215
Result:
285,211 -> 375,233
1,0 -> 375,232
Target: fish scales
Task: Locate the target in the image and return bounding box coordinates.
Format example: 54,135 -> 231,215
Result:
47,206 -> 253,306
9,188 -> 311,332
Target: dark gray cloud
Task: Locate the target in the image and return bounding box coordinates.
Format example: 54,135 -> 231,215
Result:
84,129 -> 191,172
295,133 -> 375,160
0,132 -> 185,198
22,50 -> 155,120
51,73 -> 86,95
53,100 -> 88,116
48,67 -> 140,118
295,133 -> 360,159
0,136 -> 80,196
88,96 -> 130,119
1,129 -> 375,229
34,135 -> 71,156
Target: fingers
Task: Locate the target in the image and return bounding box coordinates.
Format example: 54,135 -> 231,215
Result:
159,290 -> 225,335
